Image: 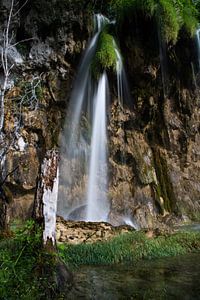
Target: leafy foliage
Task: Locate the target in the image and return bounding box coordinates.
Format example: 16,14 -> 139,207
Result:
59,230 -> 200,266
109,0 -> 198,43
0,220 -> 58,299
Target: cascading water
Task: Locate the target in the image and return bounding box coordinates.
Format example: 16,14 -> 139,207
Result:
58,13 -> 132,223
196,28 -> 200,69
86,72 -> 109,221
62,14 -> 108,156
57,14 -> 110,221
115,44 -> 130,107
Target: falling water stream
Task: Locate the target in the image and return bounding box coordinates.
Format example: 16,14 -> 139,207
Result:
57,12 -> 134,223
86,72 -> 109,221
196,28 -> 200,69
58,14 -> 111,222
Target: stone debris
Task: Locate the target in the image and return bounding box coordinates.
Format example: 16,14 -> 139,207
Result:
56,216 -> 134,244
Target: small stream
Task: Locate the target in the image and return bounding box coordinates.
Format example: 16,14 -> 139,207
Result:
66,253 -> 200,299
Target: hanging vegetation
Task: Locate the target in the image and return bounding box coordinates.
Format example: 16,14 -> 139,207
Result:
109,0 -> 198,43
91,30 -> 117,77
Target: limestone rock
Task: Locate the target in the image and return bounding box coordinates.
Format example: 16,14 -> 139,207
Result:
56,216 -> 134,244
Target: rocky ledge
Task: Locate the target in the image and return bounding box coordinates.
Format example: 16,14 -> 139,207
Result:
56,216 -> 174,244
56,216 -> 135,244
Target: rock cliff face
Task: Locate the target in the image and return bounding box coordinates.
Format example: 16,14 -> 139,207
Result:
0,0 -> 92,224
0,0 -> 200,229
108,16 -> 200,227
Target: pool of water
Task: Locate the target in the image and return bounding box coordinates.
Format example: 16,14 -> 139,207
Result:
66,253 -> 200,299
177,223 -> 200,232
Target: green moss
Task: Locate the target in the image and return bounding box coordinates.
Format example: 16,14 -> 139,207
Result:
109,0 -> 198,43
151,182 -> 165,214
91,31 -> 117,77
180,210 -> 200,223
152,148 -> 176,213
109,0 -> 157,20
191,213 -> 200,222
58,230 -> 200,266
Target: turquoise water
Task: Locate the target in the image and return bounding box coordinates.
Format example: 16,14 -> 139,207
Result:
66,253 -> 200,299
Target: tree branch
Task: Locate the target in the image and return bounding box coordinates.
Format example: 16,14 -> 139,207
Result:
0,166 -> 19,187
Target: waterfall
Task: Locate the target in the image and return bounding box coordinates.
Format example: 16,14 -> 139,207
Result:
115,46 -> 123,105
64,14 -> 108,154
114,42 -> 131,108
58,13 -> 132,223
86,72 -> 109,221
196,28 -> 200,70
57,14 -> 110,221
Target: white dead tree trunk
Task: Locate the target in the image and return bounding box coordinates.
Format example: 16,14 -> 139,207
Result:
33,150 -> 72,294
34,149 -> 59,245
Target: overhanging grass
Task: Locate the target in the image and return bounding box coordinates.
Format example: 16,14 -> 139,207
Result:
58,231 -> 200,267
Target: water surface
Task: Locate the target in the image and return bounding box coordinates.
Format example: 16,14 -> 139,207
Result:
66,253 -> 200,299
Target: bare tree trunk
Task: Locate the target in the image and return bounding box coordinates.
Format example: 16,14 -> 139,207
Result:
33,149 -> 72,296
33,149 -> 59,245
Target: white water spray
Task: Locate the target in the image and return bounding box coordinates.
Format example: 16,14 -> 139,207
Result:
115,45 -> 123,105
66,15 -> 108,153
123,216 -> 140,230
114,41 -> 131,108
196,28 -> 200,70
86,72 -> 109,221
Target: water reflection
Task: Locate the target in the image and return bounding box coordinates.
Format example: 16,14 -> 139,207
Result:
66,254 -> 200,299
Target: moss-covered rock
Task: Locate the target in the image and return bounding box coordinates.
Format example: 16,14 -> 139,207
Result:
91,31 -> 117,77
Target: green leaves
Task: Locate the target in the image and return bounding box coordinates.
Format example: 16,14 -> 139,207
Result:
0,220 -> 43,299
